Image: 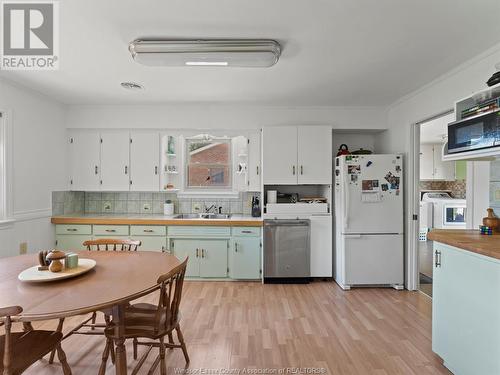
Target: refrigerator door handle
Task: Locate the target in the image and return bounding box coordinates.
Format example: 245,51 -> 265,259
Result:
343,175 -> 349,231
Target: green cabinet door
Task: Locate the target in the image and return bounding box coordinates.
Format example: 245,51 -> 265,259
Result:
171,239 -> 200,277
133,236 -> 167,252
199,240 -> 228,278
229,237 -> 261,279
56,235 -> 91,251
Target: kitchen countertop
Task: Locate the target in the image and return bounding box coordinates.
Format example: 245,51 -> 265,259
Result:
427,229 -> 500,260
51,214 -> 263,227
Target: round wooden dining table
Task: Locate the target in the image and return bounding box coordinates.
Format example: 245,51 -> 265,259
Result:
0,250 -> 181,375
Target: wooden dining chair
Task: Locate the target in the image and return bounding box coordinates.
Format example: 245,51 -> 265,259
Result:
83,239 -> 141,252
48,238 -> 142,365
101,258 -> 189,375
0,306 -> 72,375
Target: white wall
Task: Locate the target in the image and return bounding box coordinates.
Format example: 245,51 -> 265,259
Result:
377,42 -> 500,289
0,78 -> 67,257
66,105 -> 388,130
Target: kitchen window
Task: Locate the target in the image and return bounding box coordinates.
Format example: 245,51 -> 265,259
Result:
185,136 -> 232,190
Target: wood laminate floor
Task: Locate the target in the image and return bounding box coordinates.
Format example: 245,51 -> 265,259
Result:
20,281 -> 449,375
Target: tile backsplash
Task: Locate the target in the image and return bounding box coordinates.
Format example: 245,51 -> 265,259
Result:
52,191 -> 259,216
419,180 -> 466,199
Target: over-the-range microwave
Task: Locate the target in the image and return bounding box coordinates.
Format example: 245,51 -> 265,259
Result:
447,109 -> 500,153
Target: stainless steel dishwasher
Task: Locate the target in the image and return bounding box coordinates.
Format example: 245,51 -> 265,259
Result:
263,219 -> 310,283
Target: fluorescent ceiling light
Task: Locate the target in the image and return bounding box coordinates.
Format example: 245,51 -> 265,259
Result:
185,61 -> 229,66
129,39 -> 281,67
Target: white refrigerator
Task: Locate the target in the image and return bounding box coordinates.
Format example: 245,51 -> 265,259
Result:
334,154 -> 404,290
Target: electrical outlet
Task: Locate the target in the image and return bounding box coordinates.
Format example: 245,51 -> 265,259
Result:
142,203 -> 151,211
192,203 -> 201,213
19,242 -> 28,255
495,189 -> 500,201
103,201 -> 112,211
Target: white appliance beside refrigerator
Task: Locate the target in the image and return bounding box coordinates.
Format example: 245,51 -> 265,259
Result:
334,154 -> 404,290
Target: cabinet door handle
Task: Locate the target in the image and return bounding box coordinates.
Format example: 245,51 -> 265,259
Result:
435,250 -> 441,268
300,165 -> 303,175
105,229 -> 116,233
202,248 -> 205,258
235,243 -> 238,252
241,230 -> 252,234
161,246 -> 165,252
143,229 -> 154,233
155,166 -> 158,175
95,165 -> 99,175
256,165 -> 259,175
125,166 -> 128,175
196,248 -> 199,258
66,228 -> 77,232
292,165 -> 296,175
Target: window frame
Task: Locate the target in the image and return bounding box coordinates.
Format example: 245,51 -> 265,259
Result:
184,136 -> 233,191
0,109 -> 14,226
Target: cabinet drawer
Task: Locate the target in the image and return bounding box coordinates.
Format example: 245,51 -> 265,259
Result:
93,225 -> 129,236
130,225 -> 166,236
232,227 -> 261,237
56,225 -> 92,235
168,226 -> 230,237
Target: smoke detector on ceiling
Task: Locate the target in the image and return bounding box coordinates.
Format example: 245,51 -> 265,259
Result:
120,82 -> 144,90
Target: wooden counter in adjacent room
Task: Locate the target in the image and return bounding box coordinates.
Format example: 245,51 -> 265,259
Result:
427,229 -> 500,260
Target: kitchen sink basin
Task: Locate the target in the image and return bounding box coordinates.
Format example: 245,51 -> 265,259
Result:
173,213 -> 202,219
174,213 -> 231,220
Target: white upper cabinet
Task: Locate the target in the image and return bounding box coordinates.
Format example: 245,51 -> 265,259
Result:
263,126 -> 298,184
420,144 -> 435,180
130,132 -> 160,191
263,126 -> 332,185
247,130 -> 261,191
69,131 -> 101,191
420,143 -> 455,181
297,126 -> 332,184
100,131 -> 130,191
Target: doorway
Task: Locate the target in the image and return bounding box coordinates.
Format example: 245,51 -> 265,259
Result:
415,111 -> 466,297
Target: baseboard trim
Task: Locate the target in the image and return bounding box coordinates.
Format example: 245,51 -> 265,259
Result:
13,208 -> 52,222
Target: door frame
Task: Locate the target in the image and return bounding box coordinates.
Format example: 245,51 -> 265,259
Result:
408,109 -> 454,291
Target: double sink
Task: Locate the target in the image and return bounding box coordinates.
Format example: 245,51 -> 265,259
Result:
174,213 -> 232,220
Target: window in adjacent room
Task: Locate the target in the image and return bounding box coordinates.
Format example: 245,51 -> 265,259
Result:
185,136 -> 232,190
0,111 -> 9,221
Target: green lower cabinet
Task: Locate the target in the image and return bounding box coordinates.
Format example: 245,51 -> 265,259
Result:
229,237 -> 261,279
171,238 -> 228,278
170,240 -> 199,277
55,235 -> 91,251
133,236 -> 167,252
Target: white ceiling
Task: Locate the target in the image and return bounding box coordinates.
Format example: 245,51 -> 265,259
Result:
3,0 -> 500,105
420,112 -> 455,144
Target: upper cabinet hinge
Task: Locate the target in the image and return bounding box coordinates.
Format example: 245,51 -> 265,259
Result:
412,214 -> 418,221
